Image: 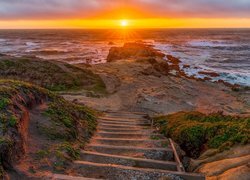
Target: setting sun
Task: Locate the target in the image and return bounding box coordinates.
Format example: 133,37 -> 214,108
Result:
120,20 -> 129,27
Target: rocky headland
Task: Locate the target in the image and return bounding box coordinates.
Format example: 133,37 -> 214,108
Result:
0,42 -> 249,179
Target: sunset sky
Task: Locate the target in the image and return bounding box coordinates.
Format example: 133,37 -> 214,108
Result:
0,0 -> 250,29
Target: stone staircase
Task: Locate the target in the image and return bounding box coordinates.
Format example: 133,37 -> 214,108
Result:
52,111 -> 205,180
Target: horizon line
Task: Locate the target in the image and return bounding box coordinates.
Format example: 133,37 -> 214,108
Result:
1,27 -> 250,30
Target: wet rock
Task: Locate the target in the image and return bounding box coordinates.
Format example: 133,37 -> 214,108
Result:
167,55 -> 181,64
198,71 -> 220,77
217,79 -> 235,87
203,77 -> 212,81
183,65 -> 190,68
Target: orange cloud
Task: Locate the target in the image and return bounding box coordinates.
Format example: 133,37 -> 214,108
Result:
1,0 -> 250,28
1,0 -> 250,20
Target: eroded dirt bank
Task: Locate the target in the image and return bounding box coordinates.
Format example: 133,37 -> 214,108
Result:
0,80 -> 98,179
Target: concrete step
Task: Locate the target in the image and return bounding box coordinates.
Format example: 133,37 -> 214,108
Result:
52,174 -> 102,180
98,123 -> 150,129
97,127 -> 146,133
98,119 -> 150,125
96,132 -> 164,139
98,120 -> 151,126
80,151 -> 177,171
86,144 -> 174,161
98,124 -> 148,130
99,116 -> 146,122
92,138 -> 169,148
105,111 -> 147,116
102,112 -> 146,118
102,115 -> 146,120
73,161 -> 205,180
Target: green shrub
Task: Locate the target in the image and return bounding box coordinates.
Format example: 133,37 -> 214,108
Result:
58,142 -> 80,160
154,111 -> 250,158
0,98 -> 10,110
9,115 -> 17,127
35,150 -> 49,160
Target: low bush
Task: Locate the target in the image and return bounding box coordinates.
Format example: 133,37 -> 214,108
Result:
153,111 -> 250,158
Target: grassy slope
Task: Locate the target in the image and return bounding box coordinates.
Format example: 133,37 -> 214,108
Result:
153,111 -> 250,158
0,56 -> 106,93
0,80 -> 98,177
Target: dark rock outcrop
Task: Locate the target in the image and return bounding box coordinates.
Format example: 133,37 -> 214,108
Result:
198,71 -> 220,77
166,55 -> 181,64
141,58 -> 169,77
107,43 -> 165,62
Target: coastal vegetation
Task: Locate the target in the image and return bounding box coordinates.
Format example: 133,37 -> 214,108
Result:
0,80 -> 98,177
0,56 -> 106,93
153,111 -> 250,158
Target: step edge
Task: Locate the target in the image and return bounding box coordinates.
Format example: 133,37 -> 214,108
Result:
80,151 -> 177,165
96,132 -> 158,135
73,161 -> 205,178
93,138 -> 168,141
87,144 -> 173,151
98,123 -> 150,127
52,174 -> 103,180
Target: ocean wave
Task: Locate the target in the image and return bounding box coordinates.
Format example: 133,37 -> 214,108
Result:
188,40 -> 236,48
25,42 -> 38,47
30,49 -> 71,55
219,73 -> 250,86
0,38 -> 6,42
181,65 -> 250,86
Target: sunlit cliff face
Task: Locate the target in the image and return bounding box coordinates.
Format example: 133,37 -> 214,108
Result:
0,0 -> 250,29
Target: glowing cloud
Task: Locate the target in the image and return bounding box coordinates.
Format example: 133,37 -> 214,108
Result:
0,0 -> 250,28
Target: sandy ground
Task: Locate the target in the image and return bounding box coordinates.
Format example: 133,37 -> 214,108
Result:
63,59 -> 250,116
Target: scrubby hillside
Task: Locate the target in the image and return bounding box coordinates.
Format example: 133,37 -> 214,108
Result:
0,80 -> 97,178
153,111 -> 250,179
153,111 -> 249,158
0,55 -> 106,93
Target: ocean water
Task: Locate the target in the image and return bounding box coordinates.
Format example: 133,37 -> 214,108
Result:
0,29 -> 249,86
